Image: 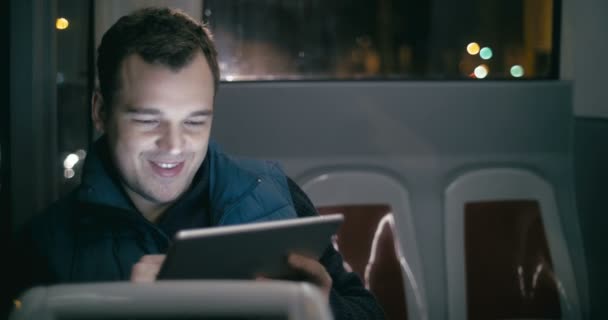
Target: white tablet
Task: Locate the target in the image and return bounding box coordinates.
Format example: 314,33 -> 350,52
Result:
157,214 -> 344,280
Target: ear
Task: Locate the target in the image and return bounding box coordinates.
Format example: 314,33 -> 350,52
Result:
91,90 -> 107,133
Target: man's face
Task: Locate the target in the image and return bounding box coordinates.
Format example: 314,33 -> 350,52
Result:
94,52 -> 214,208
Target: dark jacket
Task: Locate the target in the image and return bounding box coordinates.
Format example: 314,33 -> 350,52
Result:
8,137 -> 385,319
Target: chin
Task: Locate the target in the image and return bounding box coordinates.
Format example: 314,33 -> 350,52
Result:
154,190 -> 185,203
137,174 -> 193,204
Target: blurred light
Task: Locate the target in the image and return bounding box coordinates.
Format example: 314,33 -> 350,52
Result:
56,17 -> 69,30
474,65 -> 489,79
480,47 -> 493,60
510,65 -> 525,78
63,153 -> 79,169
64,168 -> 75,179
225,75 -> 234,82
76,149 -> 87,159
13,300 -> 21,310
56,72 -> 65,84
204,9 -> 212,17
466,42 -> 480,55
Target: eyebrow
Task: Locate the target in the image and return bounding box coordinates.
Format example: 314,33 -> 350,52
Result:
125,107 -> 161,115
125,107 -> 213,117
189,110 -> 214,117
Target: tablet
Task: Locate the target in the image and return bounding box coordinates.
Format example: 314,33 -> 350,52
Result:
157,214 -> 344,280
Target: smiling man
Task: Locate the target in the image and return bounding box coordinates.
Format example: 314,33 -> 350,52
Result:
7,7 -> 384,320
95,52 -> 214,223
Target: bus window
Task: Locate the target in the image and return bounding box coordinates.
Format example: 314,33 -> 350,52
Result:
204,0 -> 558,81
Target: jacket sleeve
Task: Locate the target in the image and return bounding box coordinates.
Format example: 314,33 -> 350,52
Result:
287,177 -> 386,320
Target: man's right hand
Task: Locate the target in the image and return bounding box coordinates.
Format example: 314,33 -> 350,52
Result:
130,254 -> 166,283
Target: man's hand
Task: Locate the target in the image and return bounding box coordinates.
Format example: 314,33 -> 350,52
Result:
286,253 -> 332,302
130,254 -> 166,283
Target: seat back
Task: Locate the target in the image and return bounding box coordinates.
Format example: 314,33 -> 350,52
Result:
445,168 -> 581,320
318,205 -> 407,320
301,170 -> 427,320
466,200 -> 561,319
9,281 -> 333,320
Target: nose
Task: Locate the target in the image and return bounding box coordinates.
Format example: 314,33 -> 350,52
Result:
156,124 -> 184,155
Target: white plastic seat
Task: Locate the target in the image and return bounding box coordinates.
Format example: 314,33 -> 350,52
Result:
445,168 -> 581,320
9,280 -> 333,320
301,170 -> 427,320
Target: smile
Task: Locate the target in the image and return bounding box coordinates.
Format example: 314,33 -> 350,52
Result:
157,162 -> 179,169
149,161 -> 185,178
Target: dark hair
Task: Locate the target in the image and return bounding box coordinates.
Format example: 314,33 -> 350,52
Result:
97,7 -> 220,109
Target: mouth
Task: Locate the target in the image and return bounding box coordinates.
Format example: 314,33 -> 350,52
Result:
149,161 -> 185,178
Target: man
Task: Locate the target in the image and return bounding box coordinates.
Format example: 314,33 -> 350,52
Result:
7,7 -> 385,319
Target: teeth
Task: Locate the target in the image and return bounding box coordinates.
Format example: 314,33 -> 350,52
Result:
156,162 -> 178,169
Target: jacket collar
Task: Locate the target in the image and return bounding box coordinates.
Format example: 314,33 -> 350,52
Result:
206,142 -> 261,224
77,135 -> 134,213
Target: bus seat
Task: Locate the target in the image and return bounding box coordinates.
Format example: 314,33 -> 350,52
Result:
301,170 -> 428,320
445,168 -> 582,320
9,280 -> 332,320
317,204 -> 407,320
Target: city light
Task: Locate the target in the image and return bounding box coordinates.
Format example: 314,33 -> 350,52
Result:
474,64 -> 489,79
479,47 -> 493,60
467,42 -> 480,55
56,17 -> 69,30
63,153 -> 79,169
76,149 -> 87,159
64,168 -> 75,179
510,65 -> 524,78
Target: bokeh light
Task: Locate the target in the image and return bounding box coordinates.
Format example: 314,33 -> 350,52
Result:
467,42 -> 480,55
56,17 -> 69,30
510,65 -> 525,78
63,153 -> 79,169
474,64 -> 489,79
480,47 -> 493,60
76,149 -> 87,159
64,168 -> 75,179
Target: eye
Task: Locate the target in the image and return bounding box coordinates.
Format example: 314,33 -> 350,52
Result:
132,119 -> 159,126
184,120 -> 205,126
184,116 -> 208,127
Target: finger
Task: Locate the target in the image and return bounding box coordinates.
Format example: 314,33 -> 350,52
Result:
131,261 -> 161,283
287,254 -> 331,287
255,275 -> 271,281
288,254 -> 322,274
139,254 -> 166,264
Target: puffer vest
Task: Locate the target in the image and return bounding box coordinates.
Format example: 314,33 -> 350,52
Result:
33,138 -> 297,282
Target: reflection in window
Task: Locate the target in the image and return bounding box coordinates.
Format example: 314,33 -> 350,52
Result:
204,0 -> 557,81
465,200 -> 561,320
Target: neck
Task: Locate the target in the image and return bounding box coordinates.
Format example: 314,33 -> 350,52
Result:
139,203 -> 171,223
